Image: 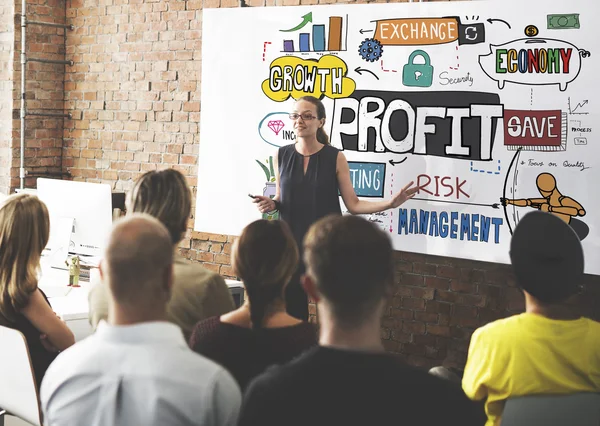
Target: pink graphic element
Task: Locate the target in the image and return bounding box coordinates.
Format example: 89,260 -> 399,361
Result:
380,60 -> 398,73
263,41 -> 272,62
389,173 -> 394,233
449,45 -> 460,70
267,119 -> 285,135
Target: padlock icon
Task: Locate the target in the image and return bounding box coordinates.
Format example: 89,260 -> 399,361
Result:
402,50 -> 434,88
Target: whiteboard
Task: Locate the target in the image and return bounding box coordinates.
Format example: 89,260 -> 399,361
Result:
197,0 -> 600,274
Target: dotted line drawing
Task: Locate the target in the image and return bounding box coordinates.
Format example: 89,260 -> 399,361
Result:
262,42 -> 272,62
449,45 -> 460,70
470,159 -> 501,175
380,60 -> 398,73
530,88 -> 533,107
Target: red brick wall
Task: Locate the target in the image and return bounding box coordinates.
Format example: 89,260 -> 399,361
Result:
0,0 -> 67,192
2,0 -> 597,370
0,0 -> 13,195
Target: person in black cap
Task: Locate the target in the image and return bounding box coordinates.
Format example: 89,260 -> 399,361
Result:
462,211 -> 600,426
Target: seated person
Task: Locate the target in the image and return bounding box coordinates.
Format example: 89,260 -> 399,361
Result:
89,168 -> 234,340
239,215 -> 481,426
189,219 -> 317,390
0,194 -> 75,387
41,214 -> 241,426
462,211 -> 600,426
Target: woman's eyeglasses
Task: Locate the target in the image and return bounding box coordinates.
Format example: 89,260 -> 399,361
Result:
289,113 -> 317,121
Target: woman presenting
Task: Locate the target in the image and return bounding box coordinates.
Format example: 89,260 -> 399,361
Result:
253,96 -> 417,320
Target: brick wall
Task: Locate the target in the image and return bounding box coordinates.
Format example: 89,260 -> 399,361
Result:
0,0 -> 13,195
1,0 -> 597,370
0,0 -> 68,192
15,0 -> 68,189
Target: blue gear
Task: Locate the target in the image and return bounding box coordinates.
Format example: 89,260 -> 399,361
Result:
358,38 -> 383,62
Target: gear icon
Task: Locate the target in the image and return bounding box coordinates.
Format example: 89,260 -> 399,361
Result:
358,38 -> 383,62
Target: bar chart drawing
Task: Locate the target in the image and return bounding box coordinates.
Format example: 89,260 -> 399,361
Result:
282,15 -> 348,53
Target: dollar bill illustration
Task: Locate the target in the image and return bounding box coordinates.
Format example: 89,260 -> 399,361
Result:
547,14 -> 580,29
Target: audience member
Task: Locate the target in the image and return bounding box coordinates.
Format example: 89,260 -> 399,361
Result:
89,169 -> 234,340
462,211 -> 600,426
189,219 -> 317,390
41,214 -> 241,426
239,215 -> 481,426
0,194 -> 74,387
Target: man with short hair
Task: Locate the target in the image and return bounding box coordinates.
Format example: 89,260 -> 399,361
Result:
239,215 -> 481,426
463,211 -> 600,426
41,214 -> 241,426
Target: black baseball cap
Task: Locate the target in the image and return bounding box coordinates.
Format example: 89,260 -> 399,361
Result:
510,211 -> 584,303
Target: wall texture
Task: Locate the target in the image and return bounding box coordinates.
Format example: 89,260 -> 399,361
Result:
1,0 -> 67,192
0,0 -> 13,195
2,0 -> 598,370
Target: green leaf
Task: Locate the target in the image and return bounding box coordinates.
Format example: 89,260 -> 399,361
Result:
268,156 -> 275,178
255,159 -> 271,181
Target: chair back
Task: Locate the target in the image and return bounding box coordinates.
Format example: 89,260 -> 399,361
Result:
0,325 -> 43,426
500,393 -> 600,426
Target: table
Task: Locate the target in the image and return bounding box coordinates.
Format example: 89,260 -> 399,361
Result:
38,266 -> 244,342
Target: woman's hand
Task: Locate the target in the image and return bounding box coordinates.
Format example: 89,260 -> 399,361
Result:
389,181 -> 418,209
252,195 -> 276,214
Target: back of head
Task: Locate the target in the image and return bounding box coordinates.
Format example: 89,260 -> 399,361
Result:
128,168 -> 191,245
510,211 -> 584,304
233,220 -> 298,329
303,215 -> 393,327
104,214 -> 174,309
0,194 -> 50,322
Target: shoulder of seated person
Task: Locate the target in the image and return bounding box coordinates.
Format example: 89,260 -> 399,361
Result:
174,256 -> 222,280
474,314 -> 522,337
252,346 -> 317,384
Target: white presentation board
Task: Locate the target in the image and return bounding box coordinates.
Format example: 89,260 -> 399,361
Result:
197,0 -> 600,274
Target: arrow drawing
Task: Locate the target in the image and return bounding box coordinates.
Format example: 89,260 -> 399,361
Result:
354,67 -> 380,80
359,29 -> 373,34
572,100 -> 588,114
280,12 -> 313,32
486,18 -> 511,29
567,97 -> 589,115
411,197 -> 501,209
389,157 -> 407,166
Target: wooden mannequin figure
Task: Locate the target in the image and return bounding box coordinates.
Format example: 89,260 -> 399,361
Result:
65,256 -> 81,287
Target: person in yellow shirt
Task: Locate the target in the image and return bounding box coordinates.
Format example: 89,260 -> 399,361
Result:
462,211 -> 600,426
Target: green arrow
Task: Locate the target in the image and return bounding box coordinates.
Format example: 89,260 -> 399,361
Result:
280,12 -> 313,32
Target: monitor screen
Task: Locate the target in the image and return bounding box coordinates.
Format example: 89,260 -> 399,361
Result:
37,178 -> 112,258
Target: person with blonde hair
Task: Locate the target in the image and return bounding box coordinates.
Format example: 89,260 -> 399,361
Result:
89,168 -> 234,339
0,194 -> 75,387
189,219 -> 317,390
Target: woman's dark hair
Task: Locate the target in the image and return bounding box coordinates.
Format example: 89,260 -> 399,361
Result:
297,95 -> 330,145
233,220 -> 299,329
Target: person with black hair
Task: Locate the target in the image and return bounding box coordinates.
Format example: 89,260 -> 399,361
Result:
188,219 -> 317,390
252,95 -> 417,321
462,211 -> 600,426
239,215 -> 481,426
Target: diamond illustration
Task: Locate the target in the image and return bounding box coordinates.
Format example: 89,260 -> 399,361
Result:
267,120 -> 285,136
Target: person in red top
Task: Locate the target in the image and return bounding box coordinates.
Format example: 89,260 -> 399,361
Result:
189,219 -> 317,390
